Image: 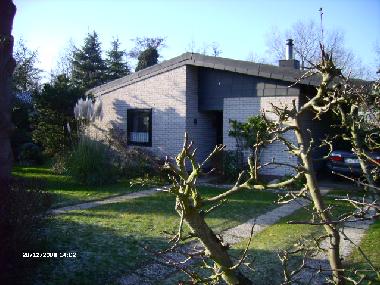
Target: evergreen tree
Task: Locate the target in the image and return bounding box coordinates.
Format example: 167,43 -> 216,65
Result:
105,38 -> 130,82
135,47 -> 159,72
129,37 -> 165,72
72,31 -> 106,89
32,75 -> 84,155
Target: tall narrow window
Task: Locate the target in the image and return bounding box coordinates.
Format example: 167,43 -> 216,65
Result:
127,109 -> 152,146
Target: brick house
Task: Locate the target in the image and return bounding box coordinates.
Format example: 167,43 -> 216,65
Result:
87,42 -> 323,176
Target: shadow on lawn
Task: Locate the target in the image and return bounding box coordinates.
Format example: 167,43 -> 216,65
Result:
27,218 -> 173,285
162,246 -> 332,285
28,215 -> 308,285
28,214 -> 377,285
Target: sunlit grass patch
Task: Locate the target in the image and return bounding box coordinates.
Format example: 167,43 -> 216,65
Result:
30,187 -> 278,285
12,165 -> 165,208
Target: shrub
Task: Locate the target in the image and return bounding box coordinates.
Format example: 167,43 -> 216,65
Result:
114,147 -> 163,178
108,126 -> 164,178
66,138 -> 118,185
51,152 -> 68,175
18,142 -> 43,165
11,96 -> 34,160
279,174 -> 306,191
32,75 -> 83,156
222,150 -> 245,182
0,177 -> 52,284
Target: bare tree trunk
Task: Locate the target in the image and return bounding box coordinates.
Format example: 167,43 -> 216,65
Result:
179,200 -> 252,285
337,103 -> 378,203
294,117 -> 344,285
0,0 -> 16,189
0,1 -> 16,282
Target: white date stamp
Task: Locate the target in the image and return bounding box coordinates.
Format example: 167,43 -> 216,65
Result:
22,252 -> 77,258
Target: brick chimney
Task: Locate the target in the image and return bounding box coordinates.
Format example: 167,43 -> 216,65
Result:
279,39 -> 300,69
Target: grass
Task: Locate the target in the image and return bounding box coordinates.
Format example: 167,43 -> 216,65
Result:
12,165 -> 165,208
27,187 -> 278,285
15,166 -> 378,284
347,219 -> 380,283
164,193 -> 380,285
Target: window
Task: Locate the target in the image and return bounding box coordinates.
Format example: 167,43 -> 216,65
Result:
127,109 -> 152,146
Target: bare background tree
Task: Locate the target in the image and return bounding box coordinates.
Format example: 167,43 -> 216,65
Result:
185,40 -> 223,56
12,38 -> 41,93
246,51 -> 268,64
265,20 -> 368,78
51,39 -> 76,79
374,41 -> 380,73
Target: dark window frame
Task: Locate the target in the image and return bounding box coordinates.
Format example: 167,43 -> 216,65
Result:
127,108 -> 152,147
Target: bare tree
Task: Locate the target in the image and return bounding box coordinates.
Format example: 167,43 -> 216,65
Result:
374,41 -> 380,73
0,0 -> 16,187
164,134 -> 303,284
246,51 -> 268,64
51,39 -> 76,79
163,45 -> 380,284
265,20 -> 364,78
13,38 -> 42,93
185,40 -> 223,56
210,41 -> 222,57
322,78 -> 380,234
128,37 -> 166,59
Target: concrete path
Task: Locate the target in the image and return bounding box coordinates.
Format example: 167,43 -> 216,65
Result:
294,211 -> 376,284
119,196 -> 314,285
48,182 -> 373,284
119,188 -> 374,285
50,187 -> 165,215
50,182 -> 238,215
221,197 -> 310,244
49,181 -> 337,216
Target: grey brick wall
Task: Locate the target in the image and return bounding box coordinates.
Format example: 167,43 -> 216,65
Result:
298,92 -> 329,171
223,96 -> 299,176
87,62 -> 303,177
185,66 -> 217,163
87,66 -> 188,159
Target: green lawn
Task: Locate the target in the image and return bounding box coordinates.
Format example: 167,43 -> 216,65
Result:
27,187 -> 278,285
347,219 -> 380,283
12,165 -> 165,208
16,166 -> 378,284
164,195 -> 380,285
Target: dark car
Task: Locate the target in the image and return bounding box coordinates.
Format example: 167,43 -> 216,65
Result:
326,150 -> 380,176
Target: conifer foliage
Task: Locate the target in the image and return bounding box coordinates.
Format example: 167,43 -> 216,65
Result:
135,47 -> 159,72
105,38 -> 130,82
32,75 -> 83,155
130,37 -> 165,72
72,31 -> 106,89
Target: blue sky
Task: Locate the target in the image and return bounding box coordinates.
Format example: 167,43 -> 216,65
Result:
13,0 -> 380,77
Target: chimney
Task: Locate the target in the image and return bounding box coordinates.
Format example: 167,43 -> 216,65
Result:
279,39 -> 300,69
285,39 -> 293,60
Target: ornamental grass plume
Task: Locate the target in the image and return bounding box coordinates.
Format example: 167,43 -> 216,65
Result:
74,96 -> 103,123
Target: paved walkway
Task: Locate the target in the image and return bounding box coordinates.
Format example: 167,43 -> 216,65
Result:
294,211 -> 375,284
50,187 -> 165,215
119,188 -> 375,285
50,180 -> 232,215
49,183 -> 373,284
50,181 -> 339,216
119,195 -> 315,285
